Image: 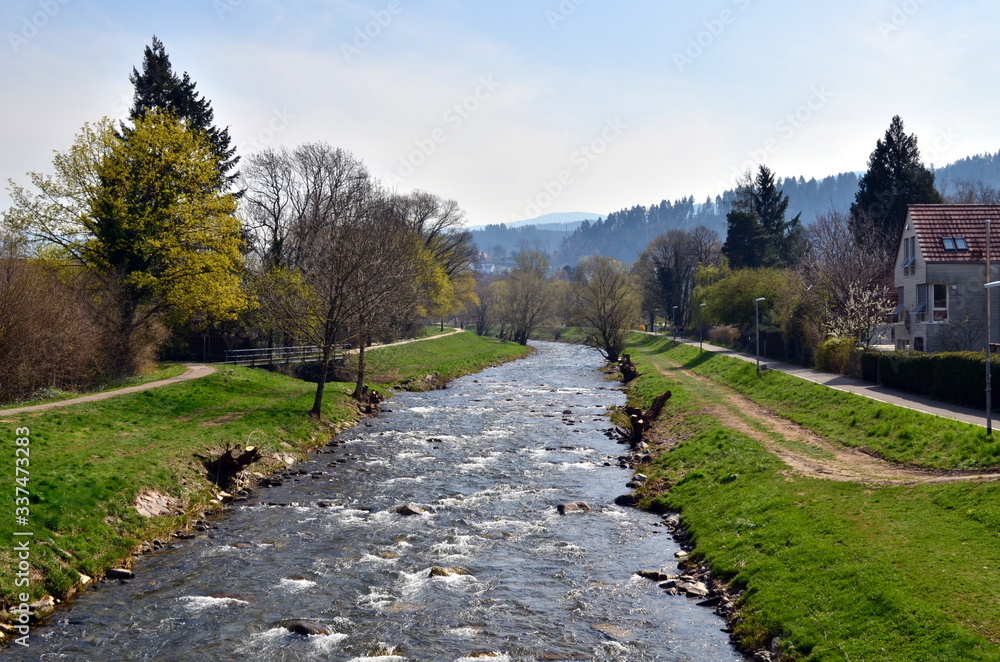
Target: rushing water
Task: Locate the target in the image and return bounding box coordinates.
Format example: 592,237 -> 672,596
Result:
8,342 -> 742,662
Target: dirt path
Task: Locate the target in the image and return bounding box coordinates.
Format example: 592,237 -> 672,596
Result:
0,329 -> 468,418
656,362 -> 1000,486
0,364 -> 218,417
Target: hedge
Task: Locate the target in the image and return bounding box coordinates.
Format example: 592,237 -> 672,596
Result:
861,350 -> 1000,411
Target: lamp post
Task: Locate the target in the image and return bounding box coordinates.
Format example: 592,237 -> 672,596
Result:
672,305 -> 679,343
699,302 -> 707,353
985,280 -> 1000,434
754,297 -> 766,373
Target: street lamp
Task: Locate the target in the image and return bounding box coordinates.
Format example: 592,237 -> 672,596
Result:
754,297 -> 766,372
984,280 -> 1000,434
699,302 -> 707,353
672,305 -> 679,343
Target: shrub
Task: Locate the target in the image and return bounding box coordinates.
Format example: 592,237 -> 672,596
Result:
861,350 -> 999,410
815,336 -> 858,375
708,326 -> 740,347
0,259 -> 105,402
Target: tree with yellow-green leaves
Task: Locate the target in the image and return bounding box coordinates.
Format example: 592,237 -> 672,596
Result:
4,111 -> 248,375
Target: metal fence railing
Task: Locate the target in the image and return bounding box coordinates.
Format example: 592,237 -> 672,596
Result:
223,345 -> 330,366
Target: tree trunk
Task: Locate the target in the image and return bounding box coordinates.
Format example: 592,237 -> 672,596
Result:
352,340 -> 367,400
310,347 -> 333,418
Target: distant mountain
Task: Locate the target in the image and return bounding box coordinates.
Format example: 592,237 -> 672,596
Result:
468,211 -> 602,231
552,172 -> 862,265
473,152 -> 1000,268
934,151 -> 1000,192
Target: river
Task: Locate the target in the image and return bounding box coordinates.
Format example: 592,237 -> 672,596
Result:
7,341 -> 742,661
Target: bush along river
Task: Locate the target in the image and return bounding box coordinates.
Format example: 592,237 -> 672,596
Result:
7,342 -> 743,661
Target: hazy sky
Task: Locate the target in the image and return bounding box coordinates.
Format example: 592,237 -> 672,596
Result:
2,0 -> 998,225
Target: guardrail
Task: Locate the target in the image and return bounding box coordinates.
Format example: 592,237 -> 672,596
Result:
223,345 -> 334,366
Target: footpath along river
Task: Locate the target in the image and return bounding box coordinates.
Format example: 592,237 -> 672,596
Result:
7,341 -> 743,661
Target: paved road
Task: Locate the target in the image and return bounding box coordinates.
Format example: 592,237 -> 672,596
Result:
672,337 -> 991,428
0,329 -> 467,417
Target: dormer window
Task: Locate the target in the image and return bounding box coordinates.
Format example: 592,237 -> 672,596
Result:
942,237 -> 968,251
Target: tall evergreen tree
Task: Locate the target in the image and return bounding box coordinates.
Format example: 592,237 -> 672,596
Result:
753,166 -> 804,267
127,36 -> 239,191
850,115 -> 942,255
722,166 -> 803,269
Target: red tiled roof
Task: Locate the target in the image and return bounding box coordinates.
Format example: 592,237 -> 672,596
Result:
909,204 -> 1000,263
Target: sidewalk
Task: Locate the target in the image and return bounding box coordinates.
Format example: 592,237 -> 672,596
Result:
672,337 -> 991,429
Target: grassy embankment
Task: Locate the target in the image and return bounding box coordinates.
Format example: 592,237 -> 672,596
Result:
5,364 -> 189,408
624,333 -> 1000,662
0,331 -> 529,610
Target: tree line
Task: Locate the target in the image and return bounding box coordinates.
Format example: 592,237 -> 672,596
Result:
0,37 -> 476,413
475,115 -> 975,372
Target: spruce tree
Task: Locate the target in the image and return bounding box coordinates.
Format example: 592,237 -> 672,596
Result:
127,36 -> 239,191
722,166 -> 803,269
850,115 -> 942,255
753,166 -> 803,268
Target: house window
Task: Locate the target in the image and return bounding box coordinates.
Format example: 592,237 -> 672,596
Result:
900,236 -> 918,275
932,283 -> 948,322
941,237 -> 969,251
891,287 -> 904,323
914,337 -> 924,352
915,283 -> 927,322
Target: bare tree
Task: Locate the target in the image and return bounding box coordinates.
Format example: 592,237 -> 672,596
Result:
240,147 -> 298,270
0,238 -> 104,401
495,249 -> 553,344
639,226 -> 720,326
802,209 -> 894,348
468,272 -> 497,336
257,144 -> 397,416
346,197 -> 423,400
574,256 -> 640,362
942,180 -> 1000,205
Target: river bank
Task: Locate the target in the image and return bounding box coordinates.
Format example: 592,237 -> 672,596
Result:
1,341 -> 742,661
0,332 -> 529,638
622,333 -> 1000,661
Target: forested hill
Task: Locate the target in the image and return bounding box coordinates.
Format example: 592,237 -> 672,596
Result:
553,171 -> 861,265
548,152 -> 1000,265
934,151 -> 1000,192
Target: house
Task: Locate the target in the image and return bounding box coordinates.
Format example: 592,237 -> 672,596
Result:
893,204 -> 1000,352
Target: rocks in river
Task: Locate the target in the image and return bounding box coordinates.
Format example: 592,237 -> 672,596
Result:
429,566 -> 471,577
626,472 -> 649,489
276,619 -> 332,636
396,504 -> 430,517
557,501 -> 591,515
677,581 -> 710,598
28,596 -> 56,621
614,494 -> 638,507
635,570 -> 675,582
106,568 -> 134,580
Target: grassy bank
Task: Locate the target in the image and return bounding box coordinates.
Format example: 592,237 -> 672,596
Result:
0,363 -> 188,409
624,334 -> 1000,661
0,332 -> 529,611
628,333 -> 1000,469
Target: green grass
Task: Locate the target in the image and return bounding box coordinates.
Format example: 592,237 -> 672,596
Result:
0,363 -> 189,409
622,334 -> 1000,660
0,331 -> 528,609
369,331 -> 531,388
419,325 -> 456,337
627,333 -> 1000,470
